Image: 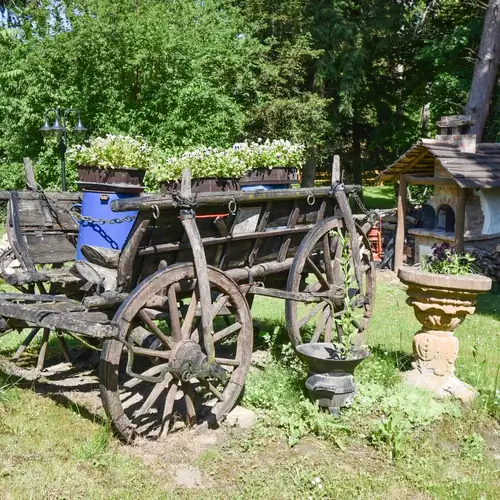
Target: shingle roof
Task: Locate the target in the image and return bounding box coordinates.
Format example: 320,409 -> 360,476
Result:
378,139 -> 500,188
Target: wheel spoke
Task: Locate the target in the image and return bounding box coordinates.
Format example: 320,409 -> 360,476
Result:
306,257 -> 330,290
324,308 -> 333,343
37,328 -> 50,371
133,374 -> 173,419
213,322 -> 241,343
182,382 -> 197,426
322,234 -> 334,284
12,327 -> 40,360
139,309 -> 175,349
298,302 -> 327,329
202,380 -> 225,402
215,357 -> 239,367
181,289 -> 199,339
311,305 -> 326,343
124,363 -> 170,389
160,380 -> 179,437
167,284 -> 182,341
131,346 -> 170,360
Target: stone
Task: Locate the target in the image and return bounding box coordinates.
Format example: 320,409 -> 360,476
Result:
225,405 -> 256,429
171,464 -> 203,488
398,267 -> 492,402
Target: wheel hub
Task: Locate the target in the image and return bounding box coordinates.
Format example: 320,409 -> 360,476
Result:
169,340 -> 228,383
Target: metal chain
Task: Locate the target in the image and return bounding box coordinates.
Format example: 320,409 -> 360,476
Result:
350,188 -> 376,223
35,183 -> 136,225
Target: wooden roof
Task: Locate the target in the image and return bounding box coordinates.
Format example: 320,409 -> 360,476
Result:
378,139 -> 500,188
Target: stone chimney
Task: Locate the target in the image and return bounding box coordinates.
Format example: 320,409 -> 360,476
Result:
436,115 -> 476,153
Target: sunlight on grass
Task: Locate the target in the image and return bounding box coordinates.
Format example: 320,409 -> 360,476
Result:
363,186 -> 396,210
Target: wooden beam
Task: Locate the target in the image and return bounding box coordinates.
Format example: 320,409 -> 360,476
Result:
405,176 -> 456,186
394,175 -> 408,273
455,187 -> 466,253
111,185 -> 360,213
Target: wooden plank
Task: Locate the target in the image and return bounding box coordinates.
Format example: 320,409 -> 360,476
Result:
248,201 -> 272,266
455,187 -> 466,253
24,233 -> 76,264
394,175 -> 408,273
137,224 -> 317,256
9,192 -> 35,271
117,213 -> 151,292
277,200 -> 300,262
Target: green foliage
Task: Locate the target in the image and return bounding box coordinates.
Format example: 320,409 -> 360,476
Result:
0,0 -> 490,187
369,413 -> 410,460
421,243 -> 477,275
328,228 -> 364,358
67,135 -> 159,171
460,433 -> 485,462
242,361 -> 349,447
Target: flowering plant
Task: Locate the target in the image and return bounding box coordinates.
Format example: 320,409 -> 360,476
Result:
152,146 -> 249,181
233,139 -> 305,170
67,135 -> 158,170
420,243 -> 477,275
152,139 -> 305,182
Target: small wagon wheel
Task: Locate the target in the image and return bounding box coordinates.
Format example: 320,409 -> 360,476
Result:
285,217 -> 375,347
100,263 -> 252,441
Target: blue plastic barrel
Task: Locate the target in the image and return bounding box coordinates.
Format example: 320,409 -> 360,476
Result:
241,184 -> 287,192
74,191 -> 138,261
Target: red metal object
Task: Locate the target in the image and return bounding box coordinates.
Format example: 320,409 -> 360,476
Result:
368,217 -> 383,261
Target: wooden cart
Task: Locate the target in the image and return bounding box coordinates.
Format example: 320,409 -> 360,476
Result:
0,168 -> 375,441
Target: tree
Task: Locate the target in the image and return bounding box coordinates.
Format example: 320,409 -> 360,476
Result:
464,0 -> 500,141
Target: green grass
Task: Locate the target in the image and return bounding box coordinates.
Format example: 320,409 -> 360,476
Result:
0,281 -> 498,498
363,185 -> 396,210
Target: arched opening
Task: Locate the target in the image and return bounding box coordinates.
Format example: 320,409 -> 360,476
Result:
436,204 -> 455,232
421,204 -> 436,230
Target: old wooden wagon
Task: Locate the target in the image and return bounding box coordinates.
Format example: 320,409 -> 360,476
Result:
0,166 -> 375,441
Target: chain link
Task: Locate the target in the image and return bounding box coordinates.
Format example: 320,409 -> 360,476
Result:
35,183 -> 137,226
350,188 -> 376,223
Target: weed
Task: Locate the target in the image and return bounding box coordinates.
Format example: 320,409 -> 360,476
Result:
460,433 -> 485,461
370,414 -> 410,460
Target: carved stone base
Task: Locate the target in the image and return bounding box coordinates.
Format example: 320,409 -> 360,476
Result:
402,369 -> 477,403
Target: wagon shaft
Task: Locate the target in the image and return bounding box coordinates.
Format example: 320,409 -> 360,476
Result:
0,298 -> 118,339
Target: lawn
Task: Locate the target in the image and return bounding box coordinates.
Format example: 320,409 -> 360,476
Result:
362,185 -> 397,210
0,273 -> 499,499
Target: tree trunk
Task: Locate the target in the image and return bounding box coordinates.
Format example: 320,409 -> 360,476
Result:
464,0 -> 500,142
301,146 -> 317,187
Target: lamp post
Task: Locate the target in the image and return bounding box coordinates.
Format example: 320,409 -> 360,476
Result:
40,108 -> 88,191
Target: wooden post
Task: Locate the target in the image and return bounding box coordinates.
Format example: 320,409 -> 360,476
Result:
455,187 -> 466,253
332,155 -> 340,185
394,175 -> 408,273
23,158 -> 36,191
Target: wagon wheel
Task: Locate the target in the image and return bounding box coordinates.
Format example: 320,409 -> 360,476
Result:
285,217 -> 375,347
100,263 -> 252,441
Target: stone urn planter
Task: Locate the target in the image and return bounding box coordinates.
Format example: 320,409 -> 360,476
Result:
296,343 -> 370,415
398,267 -> 492,402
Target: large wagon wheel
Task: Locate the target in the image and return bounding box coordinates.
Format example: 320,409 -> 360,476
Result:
100,263 -> 252,441
285,217 -> 375,347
